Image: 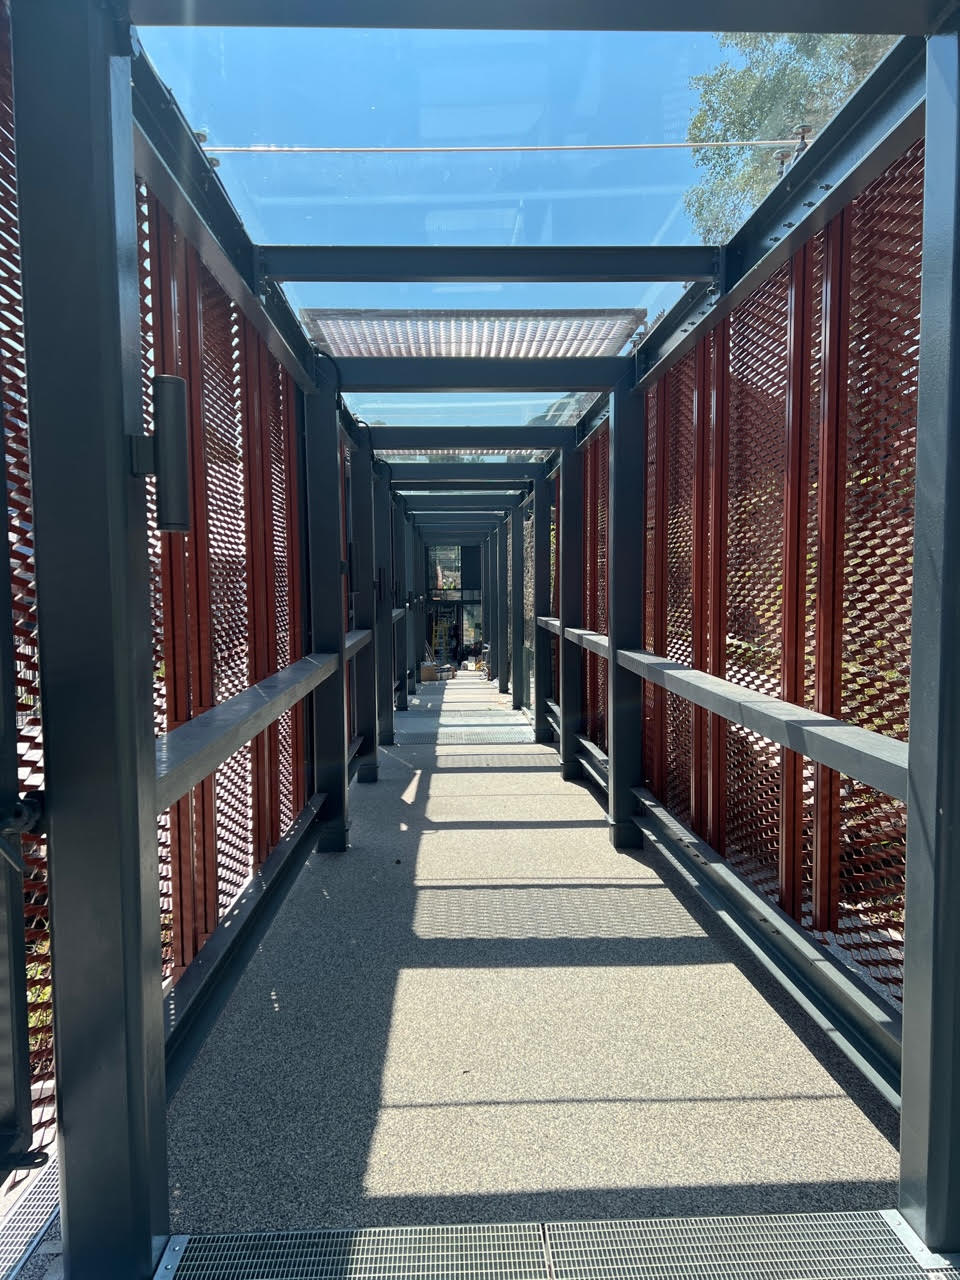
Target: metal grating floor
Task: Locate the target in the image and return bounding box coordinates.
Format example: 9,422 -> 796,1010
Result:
0,1160 -> 59,1280
158,1213 -> 960,1280
394,727 -> 535,744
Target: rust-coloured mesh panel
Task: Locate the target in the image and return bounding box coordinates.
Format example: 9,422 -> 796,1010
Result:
262,353 -> 299,836
198,263 -> 255,913
664,357 -> 696,824
828,140 -> 923,997
723,264 -> 790,899
523,506 -> 534,708
0,12 -> 55,1162
595,426 -> 609,753
643,387 -> 658,789
136,185 -> 175,975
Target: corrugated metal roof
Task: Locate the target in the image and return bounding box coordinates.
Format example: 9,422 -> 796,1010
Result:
301,308 -> 646,358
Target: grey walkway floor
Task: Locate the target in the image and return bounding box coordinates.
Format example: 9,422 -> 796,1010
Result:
166,675 -> 899,1234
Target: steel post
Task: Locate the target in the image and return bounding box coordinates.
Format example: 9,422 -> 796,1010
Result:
488,534 -> 499,682
373,462 -> 395,745
607,378 -> 646,847
395,506 -> 409,712
498,521 -> 509,695
304,388 -> 349,847
11,1 -> 167,1273
511,504 -> 525,709
533,477 -> 552,742
558,447 -> 585,779
351,441 -> 378,782
899,30 -> 960,1253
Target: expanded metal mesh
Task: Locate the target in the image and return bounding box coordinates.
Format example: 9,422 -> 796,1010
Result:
523,504 -> 535,709
826,140 -> 923,995
664,356 -> 696,825
0,11 -> 55,1171
581,429 -> 608,752
723,264 -> 791,901
642,387 -> 659,791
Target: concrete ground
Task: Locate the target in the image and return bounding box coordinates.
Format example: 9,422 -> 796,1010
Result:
166,675 -> 899,1234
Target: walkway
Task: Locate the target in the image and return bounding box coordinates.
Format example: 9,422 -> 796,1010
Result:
166,675 -> 898,1234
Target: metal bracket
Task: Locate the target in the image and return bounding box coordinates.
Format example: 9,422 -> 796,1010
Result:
0,790 -> 46,874
0,1148 -> 49,1176
129,433 -> 156,478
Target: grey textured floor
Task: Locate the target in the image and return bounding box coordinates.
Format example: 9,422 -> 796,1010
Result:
166,676 -> 899,1234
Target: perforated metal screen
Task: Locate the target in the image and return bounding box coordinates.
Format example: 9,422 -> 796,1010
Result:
581,426 -> 609,753
640,139 -> 923,1002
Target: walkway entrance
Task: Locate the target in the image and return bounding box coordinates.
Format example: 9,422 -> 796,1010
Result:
166,678 -> 897,1236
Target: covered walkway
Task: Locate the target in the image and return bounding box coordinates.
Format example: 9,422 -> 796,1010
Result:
166,676 -> 897,1234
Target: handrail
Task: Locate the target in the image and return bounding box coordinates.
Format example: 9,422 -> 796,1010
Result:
155,652 -> 338,813
617,648 -> 907,802
537,616 -> 561,636
344,628 -> 373,660
564,627 -> 609,658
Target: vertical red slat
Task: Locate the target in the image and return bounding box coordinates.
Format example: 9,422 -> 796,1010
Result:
182,243 -> 218,943
651,378 -> 669,800
690,338 -> 711,836
780,244 -> 814,921
257,340 -> 282,852
283,370 -> 306,816
813,211 -> 850,932
707,320 -> 729,853
152,201 -> 196,973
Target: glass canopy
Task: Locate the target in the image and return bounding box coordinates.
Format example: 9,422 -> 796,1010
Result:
342,391 -> 600,426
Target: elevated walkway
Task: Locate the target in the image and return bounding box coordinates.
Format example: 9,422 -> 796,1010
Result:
165,676 -> 900,1240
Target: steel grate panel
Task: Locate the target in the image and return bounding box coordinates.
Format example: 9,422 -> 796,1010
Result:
395,727 -> 535,745
545,1212 -> 951,1280
168,1222 -> 549,1280
0,1158 -> 59,1280
159,1214 -> 960,1280
301,308 -> 645,360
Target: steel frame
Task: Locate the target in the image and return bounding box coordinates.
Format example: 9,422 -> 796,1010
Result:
389,463 -> 546,483
370,426 -> 572,449
558,448 -> 584,779
497,521 -> 509,695
338,356 -> 629,392
511,505 -> 525,710
128,0 -> 958,33
258,244 -> 719,284
373,461 -> 395,746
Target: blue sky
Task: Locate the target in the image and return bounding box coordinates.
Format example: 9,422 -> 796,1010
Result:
138,26 -> 731,324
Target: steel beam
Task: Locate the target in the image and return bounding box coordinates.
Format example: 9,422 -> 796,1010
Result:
339,356 -> 628,392
511,505 -> 525,709
373,462 -> 395,746
607,377 -> 646,848
129,0 -> 955,34
900,29 -> 960,1255
303,389 -> 350,848
388,463 -> 545,484
370,426 -> 572,450
259,244 -> 719,283
12,3 -> 167,1273
635,37 -> 926,389
350,442 -> 379,782
533,477 -> 552,742
558,448 -> 585,779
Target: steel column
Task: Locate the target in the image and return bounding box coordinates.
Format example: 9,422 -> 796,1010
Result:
511,505 -> 524,709
607,378 -> 646,848
899,30 -> 960,1253
351,442 -> 379,782
488,533 -> 499,681
373,462 -> 395,745
559,447 -> 585,779
396,508 -> 409,711
498,521 -> 509,695
304,388 -> 349,847
11,2 -> 167,1274
533,477 -> 552,741
482,537 -> 491,672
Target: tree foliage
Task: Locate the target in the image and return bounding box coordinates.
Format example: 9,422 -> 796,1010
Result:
685,34 -> 895,243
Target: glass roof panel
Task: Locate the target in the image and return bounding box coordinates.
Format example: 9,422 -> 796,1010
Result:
344,391 -> 598,426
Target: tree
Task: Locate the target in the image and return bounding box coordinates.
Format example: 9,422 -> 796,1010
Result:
685,35 -> 895,243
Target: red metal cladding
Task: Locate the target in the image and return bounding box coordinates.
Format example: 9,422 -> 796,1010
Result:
779,244 -> 815,921
690,340 -> 711,837
596,424 -> 609,754
664,353 -> 696,828
829,139 -> 923,998
196,259 -> 255,915
642,386 -> 659,791
0,9 -> 55,1157
724,262 -> 791,902
136,186 -> 174,977
651,379 -> 668,800
707,320 -> 729,854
